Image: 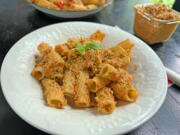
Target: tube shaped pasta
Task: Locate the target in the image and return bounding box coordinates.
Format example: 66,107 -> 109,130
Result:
48,0 -> 60,4
68,4 -> 87,11
119,56 -> 131,68
67,38 -> 80,49
86,4 -> 97,10
44,64 -> 64,79
110,46 -> 128,58
62,70 -> 75,97
83,0 -> 106,6
34,55 -> 43,65
50,72 -> 64,81
32,0 -> 59,10
67,48 -> 79,61
112,83 -> 138,102
89,30 -> 106,42
74,71 -> 90,108
118,68 -> 132,83
95,87 -> 116,114
55,44 -> 69,56
31,66 -> 44,81
45,51 -> 65,66
106,56 -> 131,68
87,76 -> 109,93
115,39 -> 134,51
100,64 -> 120,81
42,79 -> 67,108
38,43 -> 52,55
127,50 -> 133,58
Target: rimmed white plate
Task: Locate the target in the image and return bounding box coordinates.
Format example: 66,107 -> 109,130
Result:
1,22 -> 167,135
26,0 -> 113,18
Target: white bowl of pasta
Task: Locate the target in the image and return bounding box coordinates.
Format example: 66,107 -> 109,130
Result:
27,0 -> 113,18
1,22 -> 167,135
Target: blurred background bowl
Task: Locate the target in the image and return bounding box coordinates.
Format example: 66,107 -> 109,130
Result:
26,0 -> 113,18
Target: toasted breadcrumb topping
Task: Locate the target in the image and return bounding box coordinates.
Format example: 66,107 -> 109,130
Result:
138,4 -> 180,20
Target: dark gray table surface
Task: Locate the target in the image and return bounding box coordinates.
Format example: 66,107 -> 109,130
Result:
0,0 -> 180,135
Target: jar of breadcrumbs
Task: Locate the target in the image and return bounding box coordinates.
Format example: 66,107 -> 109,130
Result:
133,4 -> 180,45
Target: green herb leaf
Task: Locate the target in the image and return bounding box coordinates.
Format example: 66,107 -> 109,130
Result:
85,42 -> 102,50
76,42 -> 85,54
76,42 -> 102,55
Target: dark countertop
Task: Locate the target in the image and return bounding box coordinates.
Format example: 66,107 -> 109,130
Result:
0,0 -> 180,135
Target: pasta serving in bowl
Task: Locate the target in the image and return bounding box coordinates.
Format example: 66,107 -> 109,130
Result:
27,0 -> 113,18
1,22 -> 167,135
30,0 -> 109,11
31,30 -> 139,114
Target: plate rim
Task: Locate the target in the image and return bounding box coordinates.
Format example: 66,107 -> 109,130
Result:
0,21 -> 168,135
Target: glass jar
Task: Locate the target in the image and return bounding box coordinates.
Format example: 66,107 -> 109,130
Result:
133,4 -> 180,45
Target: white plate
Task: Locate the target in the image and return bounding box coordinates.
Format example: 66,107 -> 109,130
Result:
26,0 -> 113,18
1,22 -> 167,135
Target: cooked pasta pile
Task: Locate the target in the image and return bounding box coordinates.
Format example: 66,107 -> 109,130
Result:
30,0 -> 107,11
31,30 -> 139,114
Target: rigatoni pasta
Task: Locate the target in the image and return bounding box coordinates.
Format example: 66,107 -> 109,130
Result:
44,50 -> 65,66
74,71 -> 90,108
42,79 -> 67,108
83,0 -> 106,6
89,29 -> 106,42
31,66 -> 44,81
38,42 -> 52,55
87,76 -> 109,93
112,83 -> 138,102
100,64 -> 120,81
55,44 -> 69,56
110,45 -> 128,58
31,30 -> 139,114
62,69 -> 76,97
67,38 -> 80,49
95,87 -> 116,114
114,39 -> 134,51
